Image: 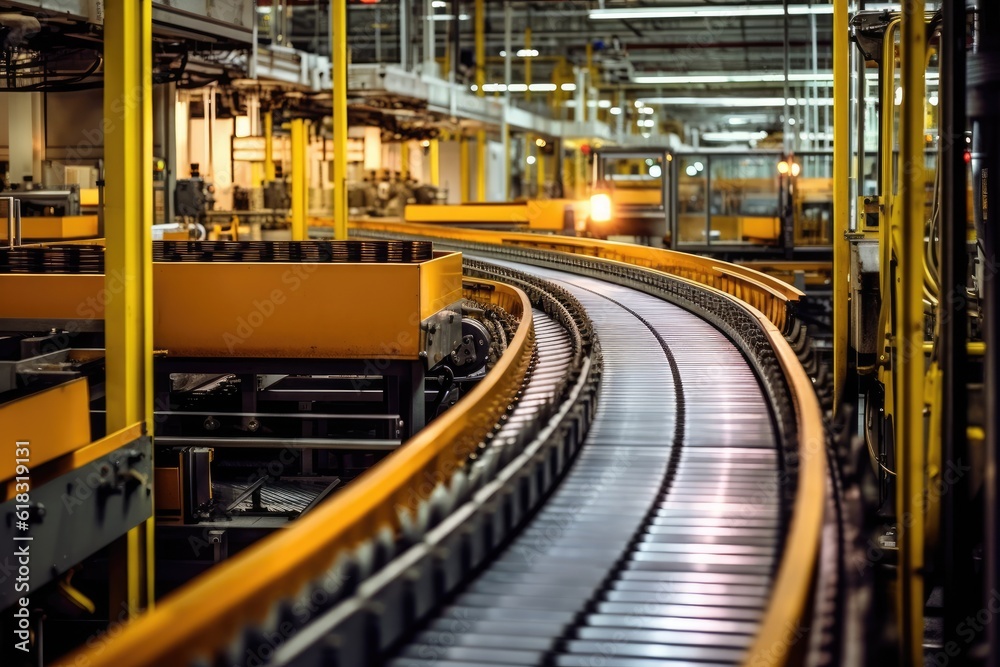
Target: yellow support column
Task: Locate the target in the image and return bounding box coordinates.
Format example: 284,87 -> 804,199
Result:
264,110 -> 276,183
291,118 -> 307,241
104,0 -> 154,616
537,147 -> 545,196
401,141 -> 410,179
429,139 -> 440,187
898,3 -> 927,664
460,135 -> 470,203
832,0 -> 849,407
331,0 -> 348,239
524,27 -> 532,102
475,0 -> 487,202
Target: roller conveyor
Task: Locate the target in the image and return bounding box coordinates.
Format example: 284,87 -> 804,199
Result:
384,261 -> 784,667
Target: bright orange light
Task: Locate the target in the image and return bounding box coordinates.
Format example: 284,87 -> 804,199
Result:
777,160 -> 790,175
790,163 -> 801,177
590,193 -> 613,223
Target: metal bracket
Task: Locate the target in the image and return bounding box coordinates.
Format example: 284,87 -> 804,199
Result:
420,301 -> 464,370
0,437 -> 153,611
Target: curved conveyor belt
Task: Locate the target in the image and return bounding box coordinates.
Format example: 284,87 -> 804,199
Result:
386,259 -> 784,667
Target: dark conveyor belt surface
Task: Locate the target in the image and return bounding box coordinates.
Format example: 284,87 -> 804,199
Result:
387,261 -> 783,667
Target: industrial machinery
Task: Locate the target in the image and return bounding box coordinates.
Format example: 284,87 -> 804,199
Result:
834,4 -> 993,664
0,186 -> 97,241
0,243 -> 153,663
585,147 -> 835,259
146,239 -> 503,596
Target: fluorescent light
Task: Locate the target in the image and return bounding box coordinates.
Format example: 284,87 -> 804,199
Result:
702,130 -> 769,142
482,83 -> 507,92
432,0 -> 447,7
589,5 -> 833,20
598,99 -> 612,108
610,107 -> 622,115
640,107 -> 654,114
528,83 -> 556,92
499,50 -> 507,57
516,49 -> 540,57
507,83 -> 527,92
561,83 -> 577,91
633,71 -> 835,85
729,117 -> 750,125
639,96 -> 835,107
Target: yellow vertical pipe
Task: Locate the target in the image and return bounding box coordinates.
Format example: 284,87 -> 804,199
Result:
401,141 -> 410,179
430,139 -> 440,186
460,136 -> 469,202
832,0 -> 849,407
524,27 -> 532,102
264,110 -> 276,182
476,131 -> 487,202
537,147 -> 545,195
898,4 -> 926,665
475,0 -> 486,201
291,118 -> 307,241
104,0 -> 153,616
503,125 -> 510,201
475,0 -> 486,92
331,0 -> 348,239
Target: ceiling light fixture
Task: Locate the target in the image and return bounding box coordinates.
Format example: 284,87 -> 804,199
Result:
589,5 -> 834,20
632,72 -> 835,85
638,96 -> 836,107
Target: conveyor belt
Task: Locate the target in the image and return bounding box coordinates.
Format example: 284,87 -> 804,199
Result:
384,260 -> 783,667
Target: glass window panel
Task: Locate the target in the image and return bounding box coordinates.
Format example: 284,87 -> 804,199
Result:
709,155 -> 781,246
677,155 -> 708,245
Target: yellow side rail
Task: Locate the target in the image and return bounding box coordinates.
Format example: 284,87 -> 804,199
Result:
744,301 -> 827,666
350,220 -> 803,333
67,279 -> 535,667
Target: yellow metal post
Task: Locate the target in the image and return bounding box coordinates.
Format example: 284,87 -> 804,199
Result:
524,27 -> 532,102
291,118 -> 307,241
832,0 -> 849,407
264,110 -> 276,183
537,147 -> 545,195
430,139 -> 440,186
331,0 -> 348,239
401,141 -> 410,179
104,0 -> 154,616
460,136 -> 470,203
475,0 -> 487,202
476,132 -> 487,202
898,3 -> 927,664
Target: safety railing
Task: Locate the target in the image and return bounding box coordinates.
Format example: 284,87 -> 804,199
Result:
65,278 -> 535,667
